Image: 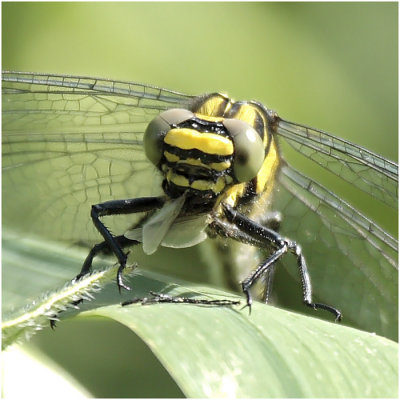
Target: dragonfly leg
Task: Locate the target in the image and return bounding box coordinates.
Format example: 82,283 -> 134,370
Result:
251,211 -> 282,304
240,246 -> 288,313
222,203 -> 342,321
211,215 -> 284,312
76,235 -> 134,291
121,291 -> 240,307
291,242 -> 342,320
211,215 -> 278,304
78,196 -> 165,291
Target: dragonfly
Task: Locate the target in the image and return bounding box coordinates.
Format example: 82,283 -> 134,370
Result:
2,72 -> 398,339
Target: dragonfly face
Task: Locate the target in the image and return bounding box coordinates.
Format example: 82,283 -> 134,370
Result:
143,95 -> 272,209
2,72 -> 398,339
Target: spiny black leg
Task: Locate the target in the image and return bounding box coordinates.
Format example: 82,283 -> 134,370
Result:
211,217 -> 265,248
90,204 -> 128,270
121,298 -> 143,306
212,214 -> 284,313
290,242 -> 342,321
78,241 -> 114,279
241,246 -> 287,292
122,292 -> 240,307
76,235 -> 135,279
222,203 -> 342,321
79,196 -> 165,289
241,245 -> 288,314
211,215 -> 278,304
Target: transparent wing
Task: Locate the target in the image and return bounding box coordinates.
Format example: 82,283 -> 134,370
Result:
273,164 -> 397,338
280,164 -> 397,260
276,119 -> 398,208
272,117 -> 398,338
2,72 -> 194,244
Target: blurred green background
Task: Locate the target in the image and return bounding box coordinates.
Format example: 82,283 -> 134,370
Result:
3,2 -> 397,156
2,2 -> 398,397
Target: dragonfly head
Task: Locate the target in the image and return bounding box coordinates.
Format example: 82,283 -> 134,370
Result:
144,108 -> 265,201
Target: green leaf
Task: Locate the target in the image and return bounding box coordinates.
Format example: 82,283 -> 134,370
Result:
2,234 -> 398,398
86,296 -> 397,398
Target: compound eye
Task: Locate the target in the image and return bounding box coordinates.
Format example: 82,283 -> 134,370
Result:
223,119 -> 264,182
144,109 -> 194,166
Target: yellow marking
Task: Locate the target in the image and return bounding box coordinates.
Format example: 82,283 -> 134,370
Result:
166,167 -> 228,194
213,176 -> 227,194
255,139 -> 280,194
215,182 -> 247,214
165,128 -> 233,156
175,97 -> 280,218
182,157 -> 231,171
230,103 -> 258,128
164,151 -> 180,162
191,179 -> 213,191
190,176 -> 227,193
210,160 -> 231,171
194,94 -> 232,117
167,169 -> 190,188
226,101 -> 278,194
164,151 -> 231,171
230,102 -> 270,148
214,138 -> 279,215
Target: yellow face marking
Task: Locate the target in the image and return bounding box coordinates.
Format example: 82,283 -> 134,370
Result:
209,160 -> 231,171
168,170 -> 189,188
164,151 -> 231,171
181,157 -> 232,172
191,179 -> 213,191
164,151 -> 180,163
190,175 -> 227,193
165,128 -> 234,156
167,167 -> 227,194
213,176 -> 227,194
